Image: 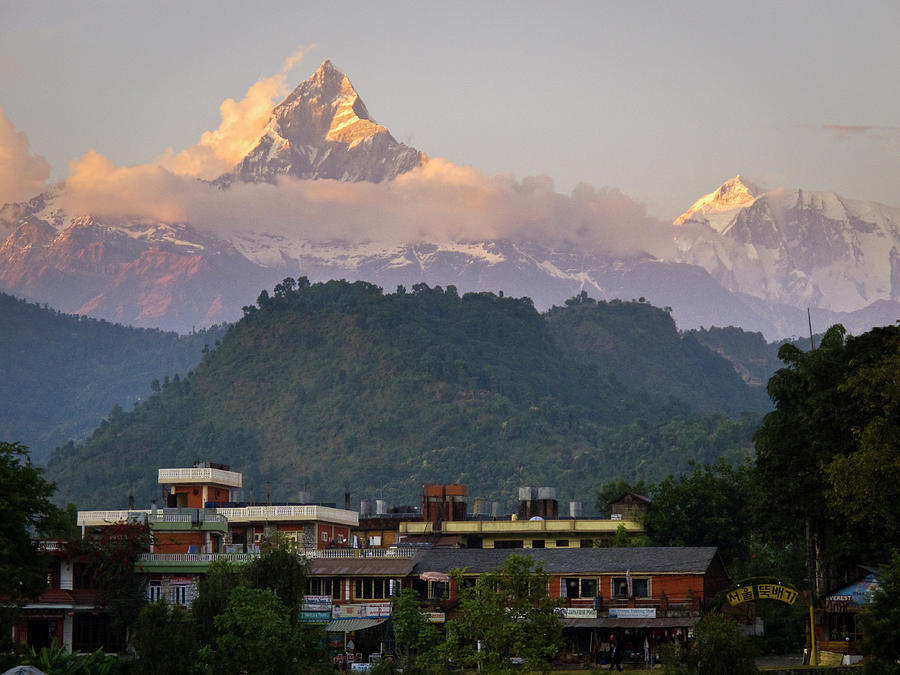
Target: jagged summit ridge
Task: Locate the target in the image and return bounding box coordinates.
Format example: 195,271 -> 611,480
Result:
673,177 -> 900,314
227,60 -> 425,184
674,175 -> 762,231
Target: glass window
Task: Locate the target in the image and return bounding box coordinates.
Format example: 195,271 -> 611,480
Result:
633,578 -> 650,597
532,539 -> 545,548
148,583 -> 161,602
611,577 -> 649,598
581,579 -> 598,597
555,539 -> 569,547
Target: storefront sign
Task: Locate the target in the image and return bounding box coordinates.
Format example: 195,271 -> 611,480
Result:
608,608 -> 656,618
726,583 -> 798,606
560,608 -> 597,619
303,595 -> 333,611
300,611 -> 333,623
333,603 -> 392,619
426,612 -> 446,623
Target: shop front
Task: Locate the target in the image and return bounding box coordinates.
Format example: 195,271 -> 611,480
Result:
560,608 -> 698,667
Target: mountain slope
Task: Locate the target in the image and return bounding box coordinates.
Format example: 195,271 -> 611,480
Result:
0,292 -> 225,463
224,60 -> 425,184
674,176 -> 900,321
46,280 -> 758,509
546,295 -> 771,414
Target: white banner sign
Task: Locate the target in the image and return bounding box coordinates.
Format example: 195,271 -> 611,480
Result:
608,608 -> 656,618
562,608 -> 597,619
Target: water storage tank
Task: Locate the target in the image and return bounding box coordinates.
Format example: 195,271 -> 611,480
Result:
360,499 -> 373,516
491,501 -> 501,518
569,501 -> 583,518
376,499 -> 387,515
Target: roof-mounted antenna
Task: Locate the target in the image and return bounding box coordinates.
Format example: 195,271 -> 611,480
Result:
807,308 -> 816,350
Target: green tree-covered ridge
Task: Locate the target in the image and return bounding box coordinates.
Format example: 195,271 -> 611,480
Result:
47,280 -> 760,509
0,292 -> 227,463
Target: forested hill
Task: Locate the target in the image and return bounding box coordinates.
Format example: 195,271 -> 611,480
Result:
0,293 -> 226,463
547,295 -> 772,415
46,280 -> 761,510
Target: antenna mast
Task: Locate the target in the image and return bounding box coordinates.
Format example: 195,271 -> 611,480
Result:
807,308 -> 816,350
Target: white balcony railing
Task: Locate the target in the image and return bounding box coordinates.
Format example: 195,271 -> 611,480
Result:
306,548 -> 416,559
214,505 -> 358,527
78,509 -> 228,526
158,467 -> 243,488
139,552 -> 254,563
137,548 -> 417,564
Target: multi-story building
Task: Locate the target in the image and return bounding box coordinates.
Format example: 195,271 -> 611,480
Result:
397,485 -> 643,549
17,464 -> 721,668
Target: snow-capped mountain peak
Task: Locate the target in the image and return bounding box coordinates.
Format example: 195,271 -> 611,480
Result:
674,174 -> 762,232
226,59 -> 425,184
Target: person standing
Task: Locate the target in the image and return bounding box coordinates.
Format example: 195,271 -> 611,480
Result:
609,635 -> 623,671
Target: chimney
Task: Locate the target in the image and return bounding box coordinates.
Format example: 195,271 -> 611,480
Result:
128,493 -> 135,510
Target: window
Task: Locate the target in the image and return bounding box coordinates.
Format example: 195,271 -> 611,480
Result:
562,577 -> 599,598
531,539 -> 545,548
633,578 -> 650,597
429,581 -> 449,599
148,583 -> 162,602
494,540 -> 524,549
612,577 -> 650,598
170,586 -> 187,605
555,539 -> 569,547
310,577 -> 342,599
321,531 -> 329,542
580,539 -> 594,549
354,578 -> 395,600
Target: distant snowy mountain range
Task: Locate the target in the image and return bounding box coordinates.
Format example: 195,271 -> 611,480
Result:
1,61 -> 898,339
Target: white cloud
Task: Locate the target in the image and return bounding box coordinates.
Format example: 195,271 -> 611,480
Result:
158,46 -> 309,179
0,107 -> 51,205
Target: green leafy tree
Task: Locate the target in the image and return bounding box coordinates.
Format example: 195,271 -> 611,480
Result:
660,613 -> 756,675
0,442 -> 59,648
390,588 -> 440,672
755,324 -> 900,590
133,601 -> 199,675
644,460 -> 756,564
214,587 -> 303,675
689,613 -> 757,675
858,551 -> 900,674
67,521 -> 154,640
243,534 -> 308,623
443,554 -> 562,674
191,559 -> 242,647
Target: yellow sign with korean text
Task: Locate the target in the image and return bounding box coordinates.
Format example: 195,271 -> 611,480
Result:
727,583 -> 798,606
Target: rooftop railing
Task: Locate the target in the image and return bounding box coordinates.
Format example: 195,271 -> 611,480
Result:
158,467 -> 243,488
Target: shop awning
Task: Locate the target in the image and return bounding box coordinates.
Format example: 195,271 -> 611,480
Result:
419,571 -> 451,582
324,617 -> 389,633
562,616 -> 700,629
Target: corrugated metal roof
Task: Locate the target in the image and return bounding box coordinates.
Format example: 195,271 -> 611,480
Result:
324,617 -> 388,632
410,547 -> 719,575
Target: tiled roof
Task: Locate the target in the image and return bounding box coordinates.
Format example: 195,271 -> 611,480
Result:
411,547 -> 718,576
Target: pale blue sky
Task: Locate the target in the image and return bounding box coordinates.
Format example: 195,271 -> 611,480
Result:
1,0 -> 898,218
